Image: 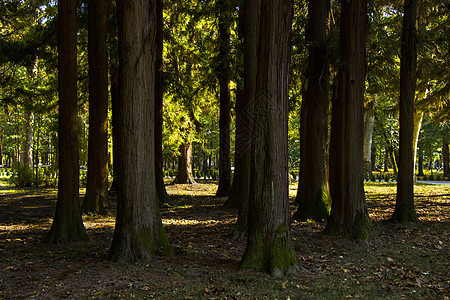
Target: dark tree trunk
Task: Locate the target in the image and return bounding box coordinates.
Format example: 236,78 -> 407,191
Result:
0,136 -> 2,166
293,0 -> 331,222
155,0 -> 170,203
224,2 -> 252,215
108,0 -> 172,262
215,0 -> 232,197
417,152 -> 424,176
228,0 -> 259,235
443,128 -> 449,178
240,0 -> 299,276
173,143 -> 196,184
47,0 -> 88,243
391,0 -> 419,223
325,0 -> 371,239
83,0 -> 109,214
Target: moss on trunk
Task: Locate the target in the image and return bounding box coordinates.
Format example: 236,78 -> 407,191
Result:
293,188 -> 331,222
241,224 -> 299,277
390,204 -> 418,223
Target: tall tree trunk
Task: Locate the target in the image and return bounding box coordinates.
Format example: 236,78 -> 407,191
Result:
108,0 -> 172,261
47,0 -> 88,243
240,0 -> 299,276
155,0 -> 170,203
293,0 -> 331,222
391,0 -> 419,223
83,0 -> 109,214
363,100 -> 375,177
0,135 -> 3,166
226,1 -> 259,236
325,0 -> 371,239
443,127 -> 449,178
412,110 -> 423,179
215,0 -> 232,197
173,143 -> 195,184
417,152 -> 424,176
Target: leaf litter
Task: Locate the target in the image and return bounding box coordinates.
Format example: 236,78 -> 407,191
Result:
0,181 -> 448,299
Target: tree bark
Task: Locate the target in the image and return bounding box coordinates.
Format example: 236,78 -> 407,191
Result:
224,0 -> 255,218
412,110 -> 423,179
443,128 -> 449,178
240,0 -> 299,276
47,0 -> 88,243
392,0 -> 419,223
293,0 -> 331,222
325,0 -> 371,239
173,142 -> 195,184
417,152 -> 424,176
154,0 -> 170,203
108,0 -> 172,262
215,0 -> 232,197
83,0 -> 109,214
363,100 -> 375,177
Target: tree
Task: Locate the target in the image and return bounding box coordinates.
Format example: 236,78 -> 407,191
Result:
293,0 -> 331,222
108,0 -> 172,261
83,0 -> 109,214
46,0 -> 88,243
325,0 -> 371,239
173,142 -> 196,184
240,0 -> 299,276
224,0 -> 255,234
154,0 -> 170,203
215,0 -> 232,197
391,0 -> 419,223
443,125 -> 449,178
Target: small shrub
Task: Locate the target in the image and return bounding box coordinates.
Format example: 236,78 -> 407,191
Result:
435,175 -> 441,181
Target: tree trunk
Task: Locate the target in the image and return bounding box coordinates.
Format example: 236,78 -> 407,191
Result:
363,101 -> 375,177
173,143 -> 195,184
443,128 -> 449,178
225,1 -> 254,216
417,152 -> 424,176
83,0 -> 109,214
293,0 -> 331,222
391,0 -> 419,223
47,0 -> 88,243
108,0 -> 172,262
154,0 -> 170,203
412,110 -> 423,179
215,0 -> 232,197
325,0 -> 371,239
240,0 -> 299,276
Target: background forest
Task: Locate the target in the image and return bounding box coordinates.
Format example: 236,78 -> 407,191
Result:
0,0 -> 448,188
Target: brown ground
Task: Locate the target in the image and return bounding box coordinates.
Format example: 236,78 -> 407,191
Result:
0,180 -> 449,299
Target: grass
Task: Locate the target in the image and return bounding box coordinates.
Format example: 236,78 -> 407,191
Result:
0,180 -> 448,299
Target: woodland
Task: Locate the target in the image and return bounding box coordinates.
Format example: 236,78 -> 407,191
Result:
0,0 -> 449,298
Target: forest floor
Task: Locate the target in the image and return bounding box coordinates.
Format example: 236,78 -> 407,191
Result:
0,179 -> 449,299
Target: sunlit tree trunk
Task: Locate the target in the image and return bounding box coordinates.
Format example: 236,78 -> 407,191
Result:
392,0 -> 419,223
173,142 -> 195,184
155,0 -> 170,203
215,0 -> 232,197
241,0 -> 299,276
293,0 -> 331,222
363,100 -> 375,176
108,0 -> 172,261
325,0 -> 371,239
412,110 -> 423,178
83,0 -> 109,214
47,0 -> 88,243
